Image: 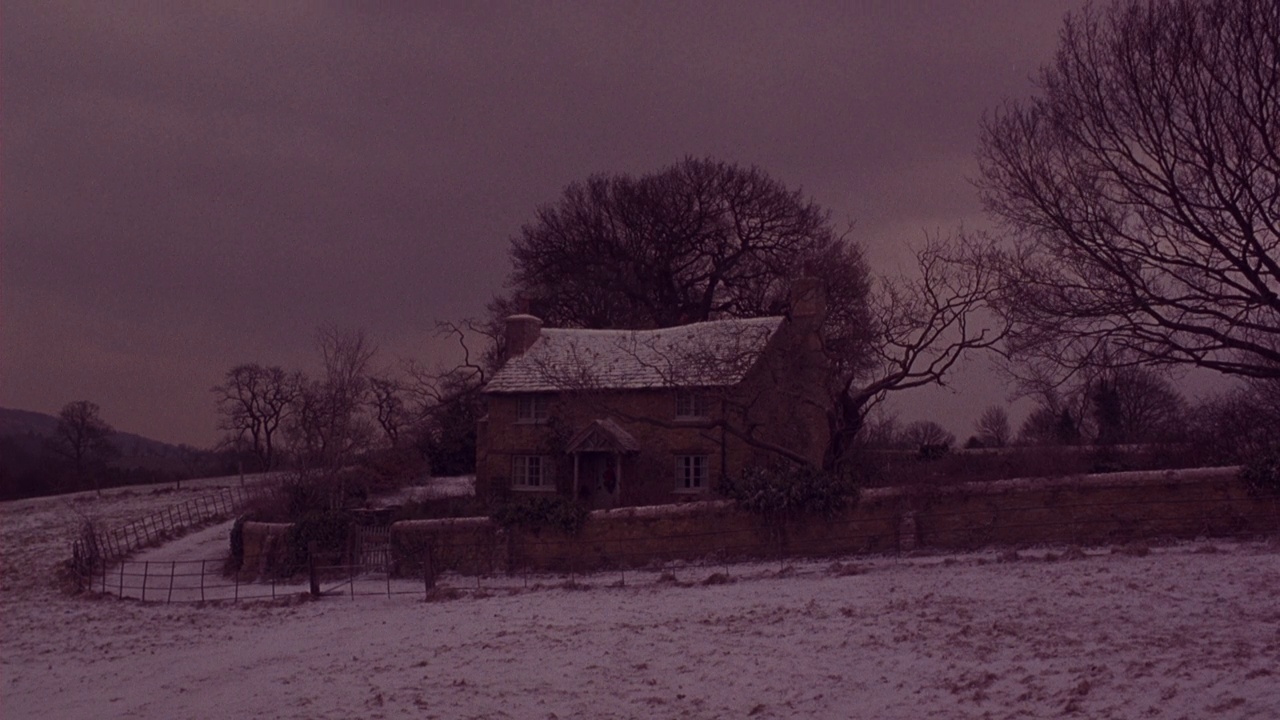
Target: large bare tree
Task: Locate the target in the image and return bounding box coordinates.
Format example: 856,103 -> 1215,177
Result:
212,364 -> 298,471
49,400 -> 119,495
978,0 -> 1280,381
975,405 -> 1012,448
287,327 -> 378,472
492,156 -> 875,370
825,234 -> 1007,467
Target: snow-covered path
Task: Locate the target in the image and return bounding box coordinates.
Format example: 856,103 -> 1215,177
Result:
3,485 -> 1279,719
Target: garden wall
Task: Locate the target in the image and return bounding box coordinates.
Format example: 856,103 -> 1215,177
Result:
386,466 -> 1277,575
238,521 -> 293,579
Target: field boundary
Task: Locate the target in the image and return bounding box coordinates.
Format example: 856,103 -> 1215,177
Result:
69,485 -> 266,580
70,466 -> 1280,603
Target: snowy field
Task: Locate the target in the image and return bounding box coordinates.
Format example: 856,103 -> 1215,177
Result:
3,479 -> 1280,719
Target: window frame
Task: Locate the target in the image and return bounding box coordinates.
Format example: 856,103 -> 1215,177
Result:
674,389 -> 711,420
515,394 -> 549,424
674,454 -> 710,493
512,455 -> 553,491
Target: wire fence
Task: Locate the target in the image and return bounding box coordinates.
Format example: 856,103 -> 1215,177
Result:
69,485 -> 267,576
73,489 -> 1280,604
78,550 -> 787,604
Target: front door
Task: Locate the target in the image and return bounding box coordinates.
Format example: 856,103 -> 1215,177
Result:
583,453 -> 618,509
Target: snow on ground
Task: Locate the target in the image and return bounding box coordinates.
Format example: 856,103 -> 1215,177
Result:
4,481 -> 1280,719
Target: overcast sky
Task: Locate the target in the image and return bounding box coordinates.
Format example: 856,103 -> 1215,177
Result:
2,1 -> 1098,447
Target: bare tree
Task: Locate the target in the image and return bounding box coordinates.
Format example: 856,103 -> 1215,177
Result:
899,420 -> 956,450
1017,402 -> 1081,447
1086,366 -> 1188,445
288,327 -> 378,471
212,364 -> 297,471
49,400 -> 118,495
855,407 -> 902,450
493,156 -> 875,368
978,0 -> 1280,382
1191,376 -> 1280,462
975,405 -> 1012,448
368,376 -> 412,449
825,234 -> 1008,467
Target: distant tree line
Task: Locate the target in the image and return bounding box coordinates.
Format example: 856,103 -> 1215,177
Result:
0,401 -> 234,501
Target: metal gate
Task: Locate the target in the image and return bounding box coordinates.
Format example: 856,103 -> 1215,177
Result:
354,526 -> 391,572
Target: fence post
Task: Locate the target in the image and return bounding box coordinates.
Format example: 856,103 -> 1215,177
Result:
309,542 -> 320,597
118,562 -> 125,597
200,560 -> 206,602
167,562 -> 176,603
141,561 -> 150,601
424,546 -> 436,592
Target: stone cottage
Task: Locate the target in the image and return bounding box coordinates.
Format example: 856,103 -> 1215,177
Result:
475,280 -> 831,508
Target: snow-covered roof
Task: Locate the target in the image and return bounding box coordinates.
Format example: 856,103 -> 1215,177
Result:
484,316 -> 785,393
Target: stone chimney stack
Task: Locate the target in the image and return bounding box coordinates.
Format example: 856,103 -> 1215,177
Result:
789,277 -> 826,321
504,314 -> 543,359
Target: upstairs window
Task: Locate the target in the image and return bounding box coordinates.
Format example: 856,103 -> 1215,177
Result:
512,455 -> 552,490
675,390 -> 710,420
674,455 -> 709,492
516,395 -> 549,423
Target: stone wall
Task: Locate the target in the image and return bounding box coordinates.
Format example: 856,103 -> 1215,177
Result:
238,521 -> 294,579
389,516 -> 504,576
390,466 -> 1278,576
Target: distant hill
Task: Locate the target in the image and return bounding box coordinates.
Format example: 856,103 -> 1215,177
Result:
0,407 -> 59,437
0,407 -> 232,500
0,406 -> 191,459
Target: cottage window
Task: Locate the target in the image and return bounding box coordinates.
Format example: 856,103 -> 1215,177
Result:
674,454 -> 709,492
516,395 -> 549,423
512,455 -> 553,490
675,390 -> 710,419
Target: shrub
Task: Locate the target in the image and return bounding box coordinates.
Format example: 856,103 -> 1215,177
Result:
720,462 -> 858,521
285,510 -> 352,572
491,495 -> 589,535
1240,443 -> 1280,497
918,443 -> 950,460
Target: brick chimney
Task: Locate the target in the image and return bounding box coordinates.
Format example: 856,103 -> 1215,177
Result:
504,314 -> 543,358
788,277 -> 826,321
